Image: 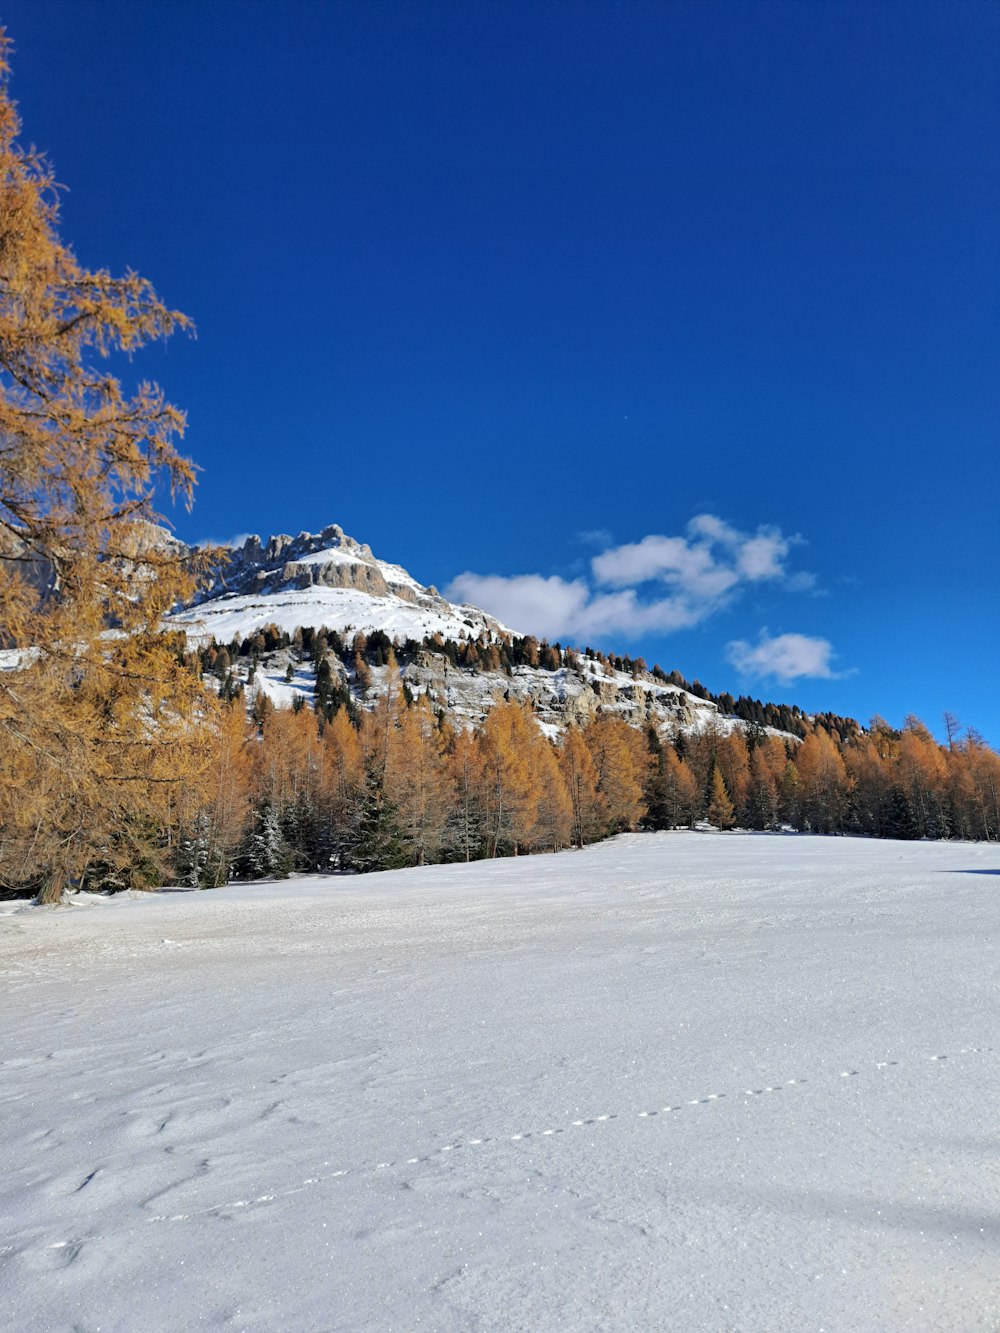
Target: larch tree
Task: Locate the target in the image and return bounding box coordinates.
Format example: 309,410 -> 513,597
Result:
386,695 -> 449,866
959,729 -> 1000,841
443,724 -> 484,862
353,654 -> 409,871
705,763 -> 736,830
716,732 -> 751,823
843,734 -> 892,838
182,699 -> 254,888
745,745 -> 779,830
680,719 -> 723,803
897,718 -> 950,839
659,744 -> 700,828
584,717 -> 649,833
796,732 -> 849,834
529,736 -> 573,853
478,700 -> 546,856
559,726 -> 605,848
321,705 -> 365,868
0,31 -> 216,902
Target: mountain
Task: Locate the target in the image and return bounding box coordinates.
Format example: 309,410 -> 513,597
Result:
172,524 -> 511,645
166,523 -> 756,738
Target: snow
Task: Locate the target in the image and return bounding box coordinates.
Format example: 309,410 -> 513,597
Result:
0,647 -> 39,671
168,529 -> 514,651
374,557 -> 427,595
2,832 -> 998,1331
169,586 -> 502,647
250,662 -> 316,710
291,547 -> 368,568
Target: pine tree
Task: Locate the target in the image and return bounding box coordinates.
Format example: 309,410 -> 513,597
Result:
642,726 -> 671,831
175,812 -> 213,889
236,800 -> 293,880
351,769 -> 407,873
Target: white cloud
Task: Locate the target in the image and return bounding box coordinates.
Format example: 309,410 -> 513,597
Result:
446,573 -> 590,639
735,529 -> 793,581
445,514 -> 818,645
445,573 -> 705,641
591,533 -> 738,599
687,513 -> 740,545
591,514 -> 801,600
726,632 -> 839,682
575,527 -> 613,547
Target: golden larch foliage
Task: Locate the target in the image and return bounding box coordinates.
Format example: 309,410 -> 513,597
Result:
0,30 -> 221,901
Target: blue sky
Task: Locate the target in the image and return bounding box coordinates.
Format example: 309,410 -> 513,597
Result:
6,0 -> 998,741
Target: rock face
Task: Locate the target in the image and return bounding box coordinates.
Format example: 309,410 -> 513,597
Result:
196,526 -> 395,600
393,650 -> 710,735
1,520 -> 187,599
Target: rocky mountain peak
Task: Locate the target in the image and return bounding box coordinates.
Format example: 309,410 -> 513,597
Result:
171,521 -> 511,648
195,524 -> 382,601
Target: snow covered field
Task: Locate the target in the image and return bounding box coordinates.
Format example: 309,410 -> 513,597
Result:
2,832 -> 998,1332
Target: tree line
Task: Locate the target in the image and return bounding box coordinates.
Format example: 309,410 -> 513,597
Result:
9,651 -> 988,897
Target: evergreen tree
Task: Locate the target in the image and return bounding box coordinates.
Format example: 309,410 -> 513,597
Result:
235,800 -> 293,880
642,726 -> 672,831
175,814 -> 210,889
351,770 -> 407,873
745,747 -> 779,830
884,786 -> 918,841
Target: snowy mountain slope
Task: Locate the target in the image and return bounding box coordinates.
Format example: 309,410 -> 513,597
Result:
242,651 -> 717,735
170,524 -> 511,645
165,521 -> 786,737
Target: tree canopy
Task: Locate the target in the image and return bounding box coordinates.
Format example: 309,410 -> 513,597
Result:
0,29 -> 214,901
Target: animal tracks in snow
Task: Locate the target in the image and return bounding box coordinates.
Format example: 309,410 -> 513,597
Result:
143,1042 -> 994,1228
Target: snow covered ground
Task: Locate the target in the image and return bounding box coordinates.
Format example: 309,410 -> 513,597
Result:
168,584 -> 501,647
2,833 -> 998,1332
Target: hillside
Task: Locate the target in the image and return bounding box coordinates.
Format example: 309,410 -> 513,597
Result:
168,523 -> 797,739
